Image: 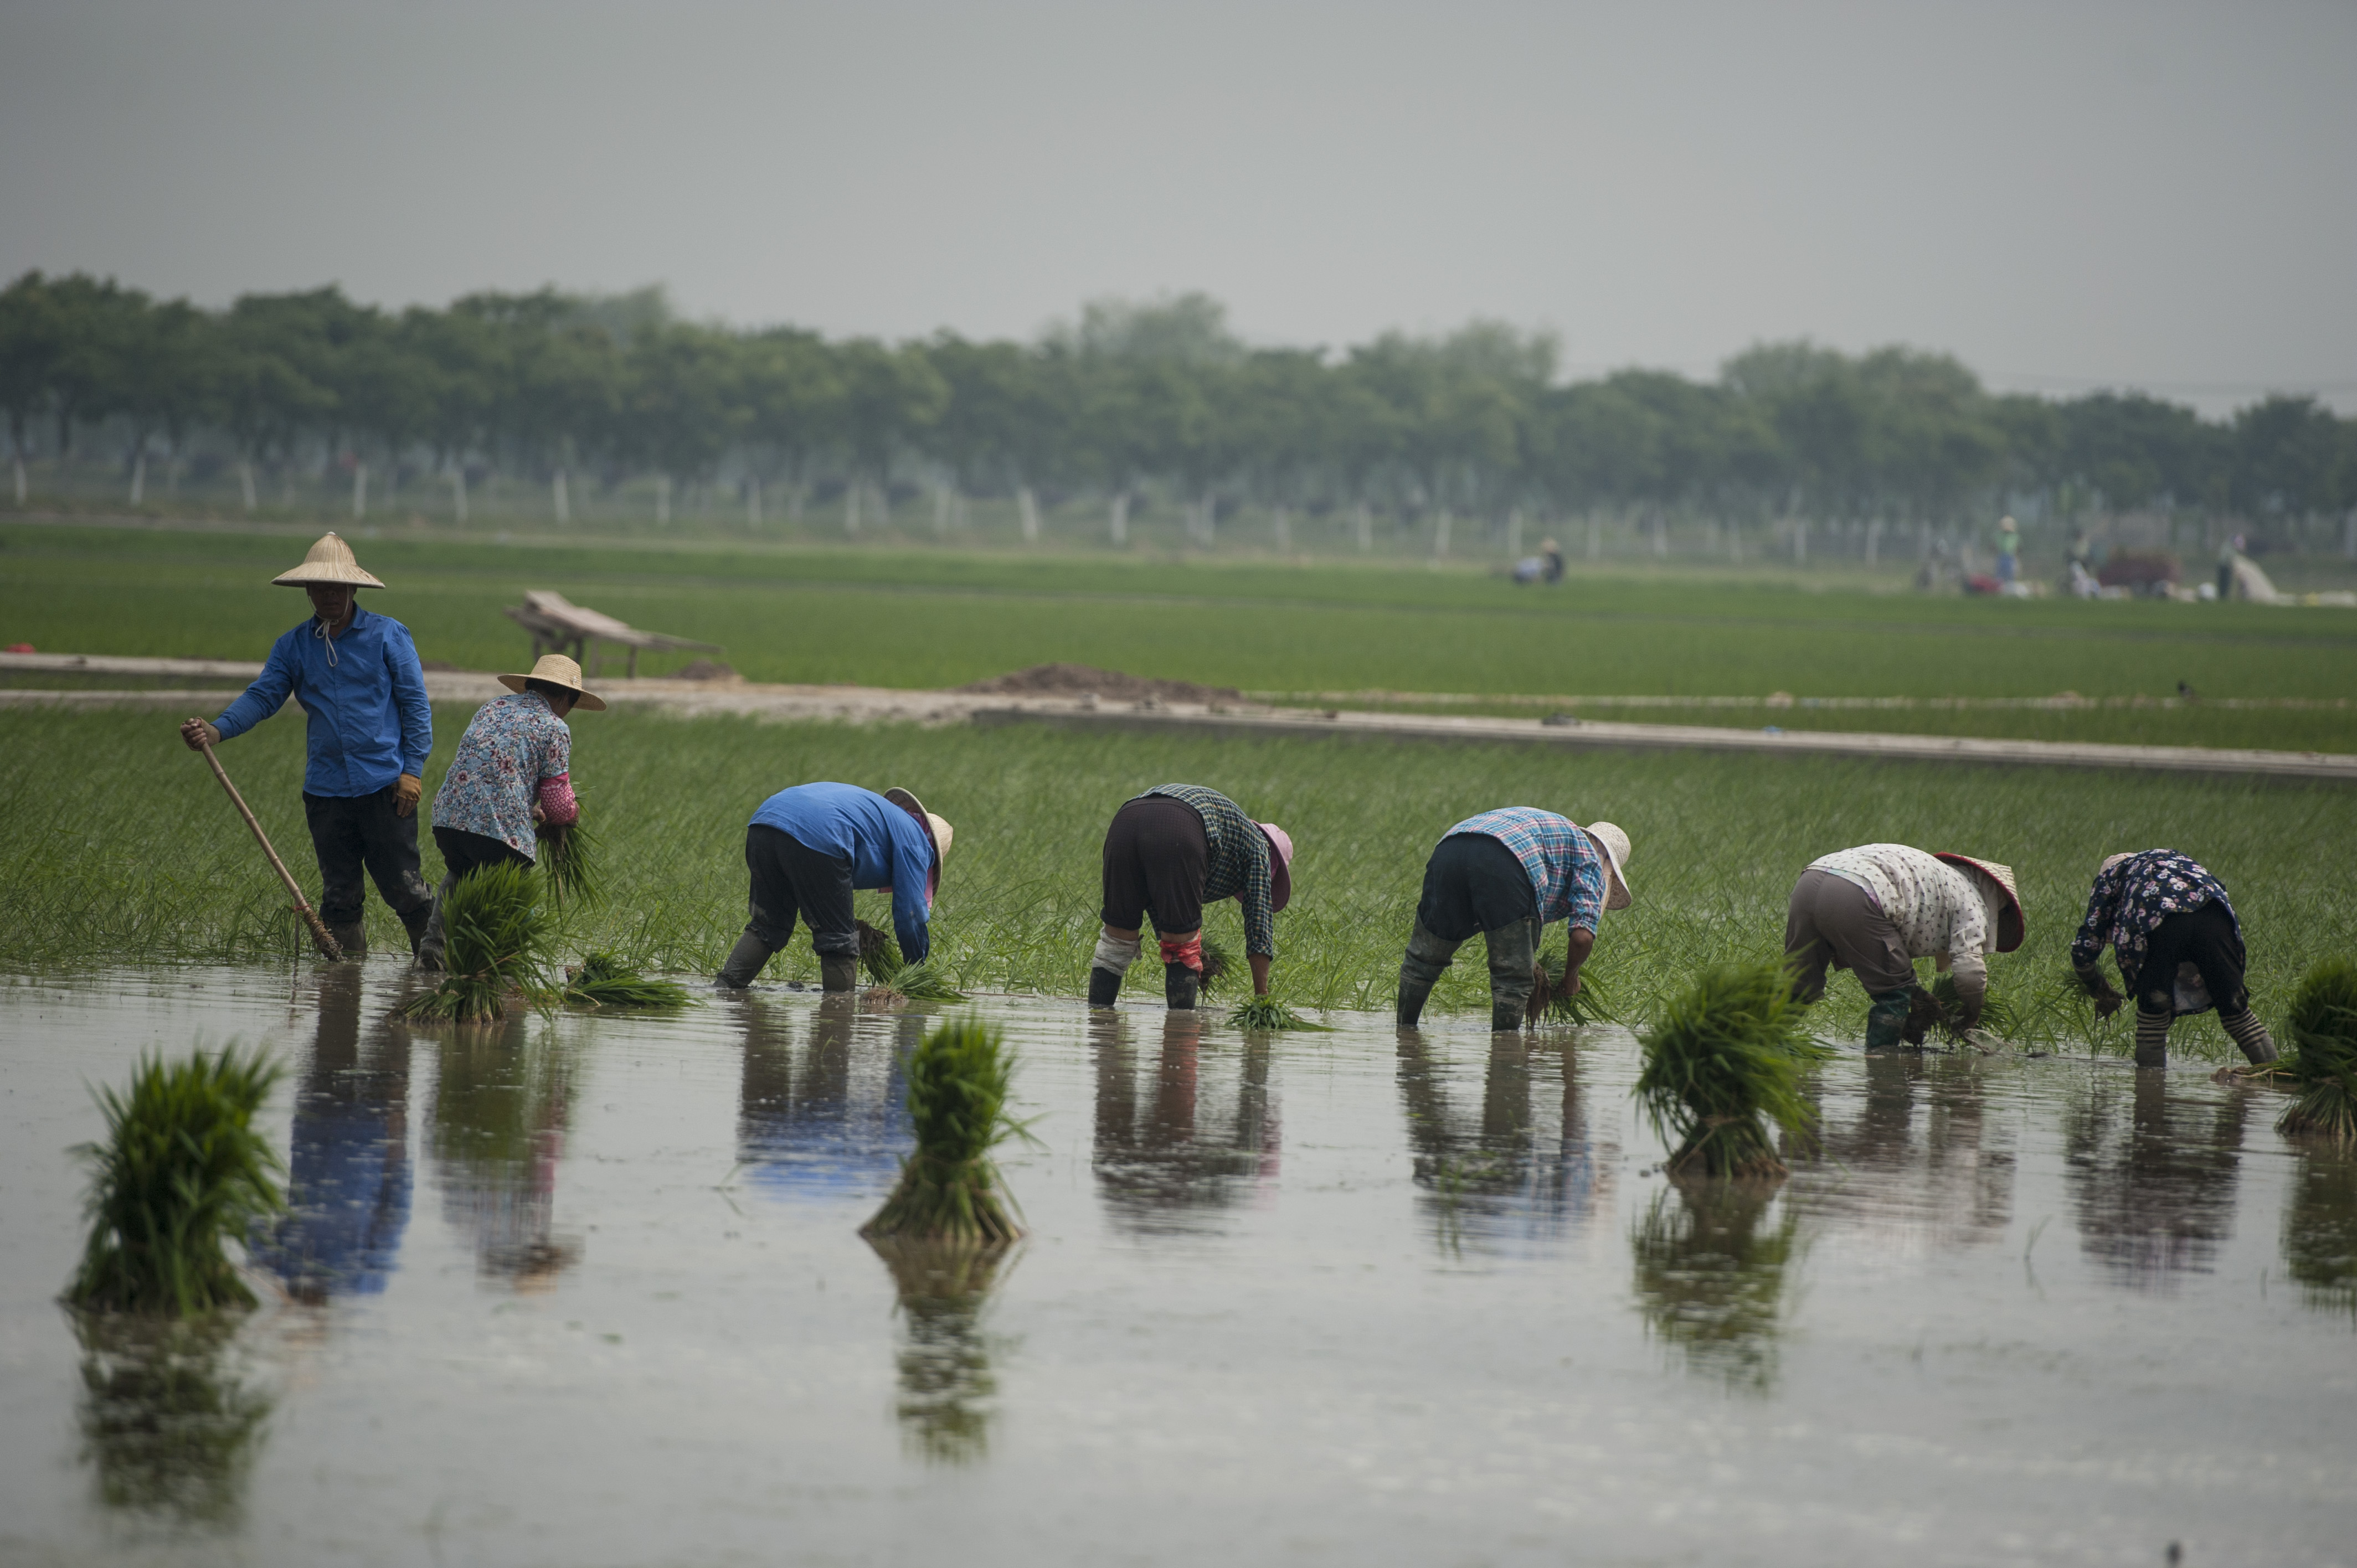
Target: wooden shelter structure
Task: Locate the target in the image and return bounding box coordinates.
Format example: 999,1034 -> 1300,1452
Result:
502,590 -> 722,678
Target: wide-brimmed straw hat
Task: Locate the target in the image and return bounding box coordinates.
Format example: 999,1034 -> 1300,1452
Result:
1259,823 -> 1294,912
272,532 -> 386,590
883,787 -> 953,901
1935,853 -> 2024,951
498,653 -> 606,711
1583,822 -> 1634,910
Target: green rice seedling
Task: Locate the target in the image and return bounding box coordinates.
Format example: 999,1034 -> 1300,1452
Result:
1911,972 -> 2019,1046
534,811 -> 601,910
862,1017 -> 1035,1244
855,921 -> 967,1000
1197,938 -> 1234,995
68,1046 -> 285,1316
1529,948 -> 1615,1026
858,918 -> 905,985
399,863 -> 558,1023
2278,960 -> 2357,1143
562,950 -> 692,1011
1635,961 -> 1832,1179
1226,994 -> 1332,1031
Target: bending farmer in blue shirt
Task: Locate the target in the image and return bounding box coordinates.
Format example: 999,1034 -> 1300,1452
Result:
717,783 -> 955,992
178,533 -> 434,957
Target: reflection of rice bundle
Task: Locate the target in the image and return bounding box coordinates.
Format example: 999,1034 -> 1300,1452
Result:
1636,962 -> 1830,1179
862,1018 -> 1029,1244
2279,960 -> 2357,1143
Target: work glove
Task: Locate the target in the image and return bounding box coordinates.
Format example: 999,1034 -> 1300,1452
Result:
394,773 -> 423,817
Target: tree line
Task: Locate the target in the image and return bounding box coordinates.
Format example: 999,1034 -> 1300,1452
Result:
3,270 -> 2352,543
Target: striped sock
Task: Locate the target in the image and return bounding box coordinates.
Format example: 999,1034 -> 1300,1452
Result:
2134,1008 -> 2171,1068
2220,1007 -> 2278,1065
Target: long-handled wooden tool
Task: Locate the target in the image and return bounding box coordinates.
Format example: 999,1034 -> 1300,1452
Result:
194,734 -> 343,961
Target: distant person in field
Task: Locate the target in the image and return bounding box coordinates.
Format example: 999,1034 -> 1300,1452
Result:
1394,809 -> 1632,1033
1994,515 -> 2021,586
1089,785 -> 1294,1010
1511,538 -> 1566,584
178,533 -> 433,958
415,654 -> 602,972
2070,850 -> 2277,1069
1784,845 -> 2022,1050
2216,533 -> 2246,601
717,783 -> 953,992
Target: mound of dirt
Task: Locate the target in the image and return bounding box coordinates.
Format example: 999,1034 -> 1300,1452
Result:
673,659 -> 740,682
953,663 -> 1242,705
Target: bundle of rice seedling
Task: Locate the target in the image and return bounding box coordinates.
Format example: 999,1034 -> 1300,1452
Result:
68,1046 -> 285,1316
854,921 -> 968,1001
2278,959 -> 2357,1143
1227,994 -> 1332,1031
1918,972 -> 2017,1045
399,863 -> 557,1023
1529,948 -> 1615,1026
562,950 -> 692,1012
862,1017 -> 1035,1244
1635,961 -> 1831,1179
1197,938 -> 1234,995
534,812 -> 601,910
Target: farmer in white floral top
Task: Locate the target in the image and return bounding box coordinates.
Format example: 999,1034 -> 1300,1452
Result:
1784,843 -> 2024,1050
415,654 -> 604,971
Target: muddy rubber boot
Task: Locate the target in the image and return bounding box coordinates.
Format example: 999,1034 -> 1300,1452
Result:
1164,962 -> 1199,1011
2133,1007 -> 2171,1069
1865,989 -> 1912,1050
716,932 -> 774,988
398,904 -> 432,960
1396,975 -> 1435,1028
414,877 -> 454,972
1485,917 -> 1540,1033
1088,967 -> 1123,1007
2220,1007 -> 2278,1065
1396,921 -> 1458,1028
820,952 -> 861,993
327,921 -> 367,960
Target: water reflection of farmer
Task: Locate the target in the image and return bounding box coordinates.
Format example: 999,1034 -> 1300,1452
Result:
1091,1010 -> 1279,1234
429,1020 -> 581,1286
253,966 -> 412,1301
2282,1147 -> 2357,1322
1805,1053 -> 2013,1244
2065,1070 -> 2251,1291
737,998 -> 910,1201
1394,1032 -> 1609,1248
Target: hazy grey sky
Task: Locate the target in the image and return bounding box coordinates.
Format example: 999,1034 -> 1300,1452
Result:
3,1 -> 2352,410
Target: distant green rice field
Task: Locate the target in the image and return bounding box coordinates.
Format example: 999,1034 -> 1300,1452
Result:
6,704 -> 2350,1060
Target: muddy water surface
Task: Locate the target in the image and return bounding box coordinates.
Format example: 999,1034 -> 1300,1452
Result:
1,964 -> 2351,1567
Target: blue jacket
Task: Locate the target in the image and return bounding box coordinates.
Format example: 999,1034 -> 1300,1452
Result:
750,782 -> 936,961
214,607 -> 433,797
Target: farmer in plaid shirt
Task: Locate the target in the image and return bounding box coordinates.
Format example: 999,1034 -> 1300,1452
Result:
1089,783 -> 1295,1010
1396,808 -> 1633,1031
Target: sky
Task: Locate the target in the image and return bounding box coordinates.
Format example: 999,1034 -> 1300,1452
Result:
2,0 -> 2353,412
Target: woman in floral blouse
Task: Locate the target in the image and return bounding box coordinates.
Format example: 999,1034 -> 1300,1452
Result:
2070,849 -> 2277,1068
415,654 -> 603,971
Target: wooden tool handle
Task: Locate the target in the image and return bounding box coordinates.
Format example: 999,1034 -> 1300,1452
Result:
197,735 -> 344,962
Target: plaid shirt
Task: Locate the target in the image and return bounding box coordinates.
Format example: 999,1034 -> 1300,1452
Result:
1143,784 -> 1278,957
2070,850 -> 2237,983
1446,808 -> 1608,933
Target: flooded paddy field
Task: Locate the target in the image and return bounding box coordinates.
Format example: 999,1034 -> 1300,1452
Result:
2,964 -> 2352,1567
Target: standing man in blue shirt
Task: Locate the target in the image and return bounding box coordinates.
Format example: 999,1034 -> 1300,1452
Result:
716,782 -> 954,991
178,533 -> 435,958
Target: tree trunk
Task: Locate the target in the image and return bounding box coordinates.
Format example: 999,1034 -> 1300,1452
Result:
451,466 -> 469,524
128,452 -> 146,506
1273,506 -> 1291,554
1110,491 -> 1129,546
1018,486 -> 1040,543
932,482 -> 951,536
1354,503 -> 1371,552
1651,509 -> 1668,559
353,462 -> 368,520
240,461 -> 258,512
747,478 -> 762,529
1506,509 -> 1522,560
845,481 -> 861,534
656,473 -> 671,526
552,468 -> 570,524
1793,518 -> 1807,565
1866,519 -> 1881,566
1433,511 -> 1452,559
1587,514 -> 1601,561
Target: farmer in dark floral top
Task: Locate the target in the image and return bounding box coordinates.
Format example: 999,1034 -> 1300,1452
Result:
1088,783 -> 1294,1011
2070,849 -> 2277,1068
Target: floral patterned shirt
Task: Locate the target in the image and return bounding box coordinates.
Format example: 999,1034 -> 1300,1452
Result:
1809,843 -> 1995,998
2069,850 -> 2237,984
431,692 -> 572,858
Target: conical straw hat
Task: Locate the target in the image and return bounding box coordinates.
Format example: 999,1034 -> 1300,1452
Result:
272,532 -> 386,590
1935,852 -> 2024,952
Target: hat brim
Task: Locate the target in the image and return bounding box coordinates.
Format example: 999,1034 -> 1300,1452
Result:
883,787 -> 942,901
1260,827 -> 1292,912
498,673 -> 606,711
1936,853 -> 2024,952
274,567 -> 385,590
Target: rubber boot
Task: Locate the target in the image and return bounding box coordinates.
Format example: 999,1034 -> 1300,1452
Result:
2133,1007 -> 2171,1069
716,931 -> 774,988
1485,917 -> 1540,1032
327,920 -> 367,960
2220,1006 -> 2278,1065
1164,962 -> 1199,1011
398,903 -> 432,960
1396,920 -> 1458,1028
1865,988 -> 1912,1050
820,952 -> 861,994
1088,967 -> 1123,1007
414,875 -> 454,972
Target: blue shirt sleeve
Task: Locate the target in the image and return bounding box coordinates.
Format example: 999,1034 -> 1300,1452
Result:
889,819 -> 934,964
387,626 -> 432,775
214,632 -> 297,740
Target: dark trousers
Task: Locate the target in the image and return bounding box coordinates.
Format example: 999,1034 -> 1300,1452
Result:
1784,869 -> 1918,1000
744,824 -> 860,958
1100,795 -> 1208,937
1416,833 -> 1539,943
302,786 -> 432,938
415,826 -> 533,971
2133,902 -> 2247,1017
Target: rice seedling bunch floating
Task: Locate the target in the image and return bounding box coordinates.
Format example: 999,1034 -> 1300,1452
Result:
2278,959 -> 2357,1143
534,811 -> 601,911
399,863 -> 558,1023
68,1046 -> 285,1316
1635,961 -> 1832,1180
862,1017 -> 1036,1244
562,951 -> 692,1012
1529,948 -> 1615,1026
1227,994 -> 1332,1032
